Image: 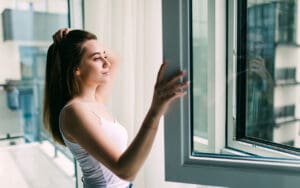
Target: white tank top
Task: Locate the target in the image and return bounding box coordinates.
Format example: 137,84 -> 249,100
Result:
59,105 -> 130,188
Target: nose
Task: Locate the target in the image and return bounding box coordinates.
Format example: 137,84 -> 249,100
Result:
103,58 -> 111,69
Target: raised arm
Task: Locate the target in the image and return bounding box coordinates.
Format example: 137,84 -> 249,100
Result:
51,28 -> 120,104
61,61 -> 189,181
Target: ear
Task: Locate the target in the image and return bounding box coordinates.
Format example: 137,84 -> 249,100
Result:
74,67 -> 80,76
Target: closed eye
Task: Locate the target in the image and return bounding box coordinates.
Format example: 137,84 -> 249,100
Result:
94,57 -> 101,61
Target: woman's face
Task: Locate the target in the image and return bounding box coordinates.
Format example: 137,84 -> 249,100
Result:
76,39 -> 111,86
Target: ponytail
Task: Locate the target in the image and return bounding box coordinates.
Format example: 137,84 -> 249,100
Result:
43,29 -> 97,145
43,43 -> 67,145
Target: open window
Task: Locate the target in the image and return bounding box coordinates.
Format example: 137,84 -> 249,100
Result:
163,0 -> 300,187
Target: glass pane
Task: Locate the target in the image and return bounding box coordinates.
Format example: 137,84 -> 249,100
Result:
245,0 -> 300,149
191,0 -> 300,160
192,0 -> 209,152
0,0 -> 77,187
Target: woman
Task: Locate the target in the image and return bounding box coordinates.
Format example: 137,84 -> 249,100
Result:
43,28 -> 189,188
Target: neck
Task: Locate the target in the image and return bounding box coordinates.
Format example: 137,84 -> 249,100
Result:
74,83 -> 97,102
75,83 -> 107,105
95,85 -> 109,104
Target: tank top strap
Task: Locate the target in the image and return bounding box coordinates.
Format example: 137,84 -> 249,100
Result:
91,111 -> 104,121
61,101 -> 115,124
60,103 -> 74,114
91,111 -> 117,124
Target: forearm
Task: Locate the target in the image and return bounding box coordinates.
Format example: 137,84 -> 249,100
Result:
115,62 -> 188,180
117,107 -> 162,180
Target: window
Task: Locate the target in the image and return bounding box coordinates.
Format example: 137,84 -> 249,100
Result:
228,0 -> 300,158
0,1 -> 84,187
163,0 -> 300,187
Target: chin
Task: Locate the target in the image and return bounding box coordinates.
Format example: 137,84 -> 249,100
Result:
99,77 -> 110,83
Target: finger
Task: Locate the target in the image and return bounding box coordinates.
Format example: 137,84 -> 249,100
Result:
58,29 -> 64,41
169,91 -> 187,101
167,70 -> 186,86
62,28 -> 71,37
176,81 -> 190,90
156,62 -> 167,83
256,56 -> 264,62
167,82 -> 189,98
52,30 -> 63,43
102,50 -> 108,59
53,28 -> 70,43
164,81 -> 189,97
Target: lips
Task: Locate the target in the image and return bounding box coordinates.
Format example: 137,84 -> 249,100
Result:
102,71 -> 110,75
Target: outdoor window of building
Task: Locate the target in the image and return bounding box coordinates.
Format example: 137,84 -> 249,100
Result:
0,0 -> 83,187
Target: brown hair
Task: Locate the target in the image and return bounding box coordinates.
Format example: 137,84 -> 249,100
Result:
43,30 -> 97,145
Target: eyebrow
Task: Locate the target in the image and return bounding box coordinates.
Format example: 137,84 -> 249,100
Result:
89,52 -> 101,58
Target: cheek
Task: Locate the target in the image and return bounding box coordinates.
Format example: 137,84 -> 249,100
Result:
79,66 -> 96,79
85,66 -> 104,80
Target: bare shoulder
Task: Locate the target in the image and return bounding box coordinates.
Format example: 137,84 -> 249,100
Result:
60,102 -> 88,122
60,102 -> 97,137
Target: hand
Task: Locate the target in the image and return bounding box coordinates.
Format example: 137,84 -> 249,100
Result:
102,48 -> 119,65
52,28 -> 71,44
248,56 -> 274,103
249,56 -> 273,82
150,60 -> 189,116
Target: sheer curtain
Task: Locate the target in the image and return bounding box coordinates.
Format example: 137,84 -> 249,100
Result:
84,1 -> 159,187
84,1 -> 196,188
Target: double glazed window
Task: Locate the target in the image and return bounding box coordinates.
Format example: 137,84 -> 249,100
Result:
191,0 -> 300,157
163,0 -> 300,187
234,0 -> 300,156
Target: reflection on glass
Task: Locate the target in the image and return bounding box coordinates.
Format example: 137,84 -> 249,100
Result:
0,0 -> 75,187
246,0 -> 300,148
192,0 -> 210,152
192,0 -> 300,159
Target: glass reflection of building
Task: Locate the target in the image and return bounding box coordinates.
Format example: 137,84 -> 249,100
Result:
246,0 -> 299,147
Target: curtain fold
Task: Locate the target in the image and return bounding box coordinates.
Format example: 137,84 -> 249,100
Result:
84,1 -> 189,187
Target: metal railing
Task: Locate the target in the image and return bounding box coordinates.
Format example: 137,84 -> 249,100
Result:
40,132 -> 79,188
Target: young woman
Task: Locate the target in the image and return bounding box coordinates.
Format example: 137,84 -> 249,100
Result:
43,28 -> 189,188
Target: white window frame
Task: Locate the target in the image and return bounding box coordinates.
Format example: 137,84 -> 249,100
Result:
68,0 -> 84,29
163,0 -> 300,187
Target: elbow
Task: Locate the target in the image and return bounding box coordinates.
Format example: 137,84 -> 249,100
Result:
114,156 -> 138,182
115,165 -> 137,182
117,171 -> 136,182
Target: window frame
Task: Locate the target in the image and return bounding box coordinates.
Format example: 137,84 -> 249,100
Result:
227,0 -> 300,159
163,0 -> 300,187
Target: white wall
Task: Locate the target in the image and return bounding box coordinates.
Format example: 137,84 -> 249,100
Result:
273,45 -> 300,146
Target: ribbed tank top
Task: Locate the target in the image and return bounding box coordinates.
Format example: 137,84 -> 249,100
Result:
59,104 -> 130,188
